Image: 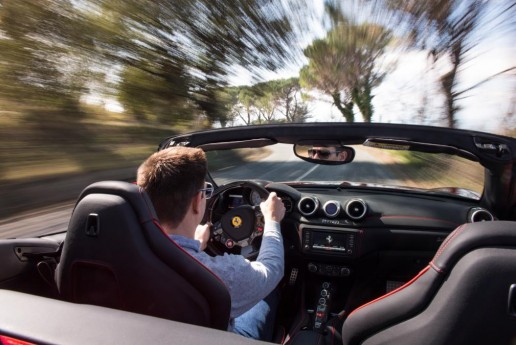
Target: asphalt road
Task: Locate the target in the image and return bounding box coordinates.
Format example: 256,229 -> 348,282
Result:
0,202 -> 74,239
211,144 -> 397,184
1,144 -> 397,239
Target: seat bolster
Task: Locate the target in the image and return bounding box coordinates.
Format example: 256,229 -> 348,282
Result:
145,221 -> 231,330
342,267 -> 441,345
76,181 -> 158,223
431,221 -> 516,273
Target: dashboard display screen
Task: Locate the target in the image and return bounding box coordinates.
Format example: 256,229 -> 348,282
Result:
312,232 -> 348,252
228,194 -> 244,208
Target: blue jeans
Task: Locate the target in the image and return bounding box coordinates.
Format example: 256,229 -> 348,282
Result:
232,288 -> 280,341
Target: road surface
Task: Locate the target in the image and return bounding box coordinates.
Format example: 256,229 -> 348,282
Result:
211,144 -> 397,184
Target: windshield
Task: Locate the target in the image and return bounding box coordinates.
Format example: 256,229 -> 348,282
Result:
208,144 -> 484,199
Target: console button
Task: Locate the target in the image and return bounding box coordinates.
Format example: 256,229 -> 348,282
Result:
340,267 -> 351,276
308,263 -> 318,273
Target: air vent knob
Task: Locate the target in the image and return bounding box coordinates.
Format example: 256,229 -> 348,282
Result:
468,207 -> 494,222
298,197 -> 319,216
345,199 -> 367,220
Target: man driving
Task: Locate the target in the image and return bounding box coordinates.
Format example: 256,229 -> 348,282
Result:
137,147 -> 286,341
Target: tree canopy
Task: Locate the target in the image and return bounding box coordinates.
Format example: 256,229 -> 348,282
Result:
226,78 -> 310,126
300,14 -> 391,122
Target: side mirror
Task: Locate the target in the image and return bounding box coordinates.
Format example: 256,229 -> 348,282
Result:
294,143 -> 355,165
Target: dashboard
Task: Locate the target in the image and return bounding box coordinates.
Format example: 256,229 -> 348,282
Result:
208,181 -> 495,272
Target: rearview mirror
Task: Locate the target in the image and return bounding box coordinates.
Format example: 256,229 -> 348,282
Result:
294,143 -> 355,165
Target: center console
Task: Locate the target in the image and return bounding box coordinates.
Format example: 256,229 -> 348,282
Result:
312,281 -> 334,330
297,225 -> 358,335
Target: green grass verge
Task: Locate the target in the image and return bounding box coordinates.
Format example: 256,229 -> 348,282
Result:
384,150 -> 484,194
0,111 -> 178,182
207,148 -> 272,171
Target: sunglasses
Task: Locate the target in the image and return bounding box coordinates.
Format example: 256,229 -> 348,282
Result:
308,149 -> 337,159
199,182 -> 214,199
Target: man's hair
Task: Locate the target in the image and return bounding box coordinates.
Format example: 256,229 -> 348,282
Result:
137,147 -> 207,227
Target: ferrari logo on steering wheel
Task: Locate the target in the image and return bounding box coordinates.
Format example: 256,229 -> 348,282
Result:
231,216 -> 242,228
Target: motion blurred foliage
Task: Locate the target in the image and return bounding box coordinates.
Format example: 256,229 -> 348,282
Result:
300,2 -> 391,122
0,0 -> 301,125
0,0 -> 90,114
384,0 -> 514,128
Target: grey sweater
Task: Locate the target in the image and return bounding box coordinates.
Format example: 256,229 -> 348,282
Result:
170,221 -> 284,319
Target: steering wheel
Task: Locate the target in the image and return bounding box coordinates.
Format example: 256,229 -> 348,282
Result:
204,181 -> 269,259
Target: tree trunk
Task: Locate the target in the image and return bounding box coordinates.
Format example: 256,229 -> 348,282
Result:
352,84 -> 373,122
332,91 -> 354,122
441,42 -> 462,128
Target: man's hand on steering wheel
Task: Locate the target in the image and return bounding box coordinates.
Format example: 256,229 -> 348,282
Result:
195,222 -> 211,251
260,192 -> 286,224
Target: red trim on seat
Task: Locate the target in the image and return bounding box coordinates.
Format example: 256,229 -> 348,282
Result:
429,261 -> 444,273
347,265 -> 431,318
278,326 -> 286,344
0,336 -> 36,345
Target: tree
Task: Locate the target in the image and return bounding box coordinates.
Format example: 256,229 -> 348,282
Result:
300,16 -> 390,122
225,86 -> 258,126
272,78 -> 311,123
386,0 -> 503,128
226,78 -> 310,125
118,63 -> 191,124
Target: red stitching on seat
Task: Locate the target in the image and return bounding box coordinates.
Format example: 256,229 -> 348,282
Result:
347,265 -> 431,319
429,261 -> 444,273
433,224 -> 468,260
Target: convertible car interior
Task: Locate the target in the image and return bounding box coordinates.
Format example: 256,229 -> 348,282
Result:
1,123 -> 515,345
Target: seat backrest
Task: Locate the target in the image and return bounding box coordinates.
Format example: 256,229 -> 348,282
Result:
55,181 -> 230,330
341,221 -> 516,345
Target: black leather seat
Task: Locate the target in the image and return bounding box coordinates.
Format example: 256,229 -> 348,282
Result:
341,221 -> 516,345
55,181 -> 230,330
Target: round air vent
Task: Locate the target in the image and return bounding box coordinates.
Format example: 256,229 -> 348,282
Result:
345,199 -> 367,220
468,207 -> 494,222
323,200 -> 341,218
298,196 -> 319,216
